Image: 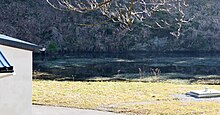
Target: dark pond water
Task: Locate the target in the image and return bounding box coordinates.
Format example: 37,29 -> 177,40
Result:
34,52 -> 220,80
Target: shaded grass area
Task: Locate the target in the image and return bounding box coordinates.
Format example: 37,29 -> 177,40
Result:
33,80 -> 220,114
33,71 -> 220,85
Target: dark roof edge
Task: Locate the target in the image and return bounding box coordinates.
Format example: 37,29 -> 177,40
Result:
0,39 -> 42,52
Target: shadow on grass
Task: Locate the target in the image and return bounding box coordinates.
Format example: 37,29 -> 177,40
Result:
33,71 -> 220,85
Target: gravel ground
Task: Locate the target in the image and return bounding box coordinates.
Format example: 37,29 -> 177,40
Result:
173,94 -> 220,102
32,105 -> 120,115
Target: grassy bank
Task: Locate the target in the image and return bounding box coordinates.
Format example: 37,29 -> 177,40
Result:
33,80 -> 220,114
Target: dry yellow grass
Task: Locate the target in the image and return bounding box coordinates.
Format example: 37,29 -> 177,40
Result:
32,80 -> 220,114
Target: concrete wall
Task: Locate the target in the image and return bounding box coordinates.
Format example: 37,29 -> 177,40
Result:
0,44 -> 32,115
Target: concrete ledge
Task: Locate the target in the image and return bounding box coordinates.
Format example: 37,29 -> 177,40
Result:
186,89 -> 220,98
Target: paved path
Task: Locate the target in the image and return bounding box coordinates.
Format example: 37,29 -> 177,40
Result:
173,94 -> 220,102
32,105 -> 119,115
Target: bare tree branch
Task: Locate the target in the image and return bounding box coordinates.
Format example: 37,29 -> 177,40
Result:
46,0 -> 193,37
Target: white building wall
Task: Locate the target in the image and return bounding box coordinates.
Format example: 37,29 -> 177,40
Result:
0,45 -> 32,115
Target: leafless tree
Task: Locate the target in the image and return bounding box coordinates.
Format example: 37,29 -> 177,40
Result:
46,0 -> 193,37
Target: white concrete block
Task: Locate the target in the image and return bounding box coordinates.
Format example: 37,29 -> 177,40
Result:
186,89 -> 220,98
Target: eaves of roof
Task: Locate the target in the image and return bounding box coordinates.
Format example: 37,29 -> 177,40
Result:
0,34 -> 41,52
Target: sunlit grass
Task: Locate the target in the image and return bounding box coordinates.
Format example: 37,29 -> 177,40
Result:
114,101 -> 220,114
32,80 -> 220,114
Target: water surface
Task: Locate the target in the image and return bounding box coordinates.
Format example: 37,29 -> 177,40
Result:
34,52 -> 220,80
